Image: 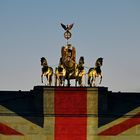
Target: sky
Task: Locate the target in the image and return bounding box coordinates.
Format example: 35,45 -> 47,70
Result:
0,0 -> 140,92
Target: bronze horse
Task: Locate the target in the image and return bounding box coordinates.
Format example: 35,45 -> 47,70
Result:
75,56 -> 85,86
40,57 -> 53,86
88,57 -> 103,87
55,58 -> 66,86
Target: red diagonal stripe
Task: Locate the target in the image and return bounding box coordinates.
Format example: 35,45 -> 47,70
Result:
98,112 -> 140,136
0,122 -> 23,135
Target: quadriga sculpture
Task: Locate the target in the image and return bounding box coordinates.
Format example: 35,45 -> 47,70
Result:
56,44 -> 85,86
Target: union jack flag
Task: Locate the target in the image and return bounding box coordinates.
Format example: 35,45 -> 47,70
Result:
0,86 -> 140,140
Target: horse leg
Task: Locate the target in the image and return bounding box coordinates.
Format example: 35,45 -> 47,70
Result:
88,76 -> 91,86
80,76 -> 84,87
46,74 -> 50,86
48,76 -> 50,86
61,76 -> 65,86
41,74 -> 43,83
78,77 -> 82,87
58,75 -> 63,86
75,77 -> 78,87
45,75 -> 49,86
56,74 -> 60,86
99,74 -> 102,84
62,76 -> 65,86
92,76 -> 96,87
49,75 -> 52,86
88,76 -> 92,87
56,75 -> 61,86
49,74 -> 53,86
55,75 -> 57,86
67,79 -> 70,87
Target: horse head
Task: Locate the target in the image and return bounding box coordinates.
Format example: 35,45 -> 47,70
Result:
77,56 -> 84,71
41,57 -> 48,66
75,56 -> 85,87
95,57 -> 103,67
79,56 -> 84,65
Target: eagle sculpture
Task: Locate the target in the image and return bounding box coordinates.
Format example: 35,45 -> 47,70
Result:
61,23 -> 74,31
